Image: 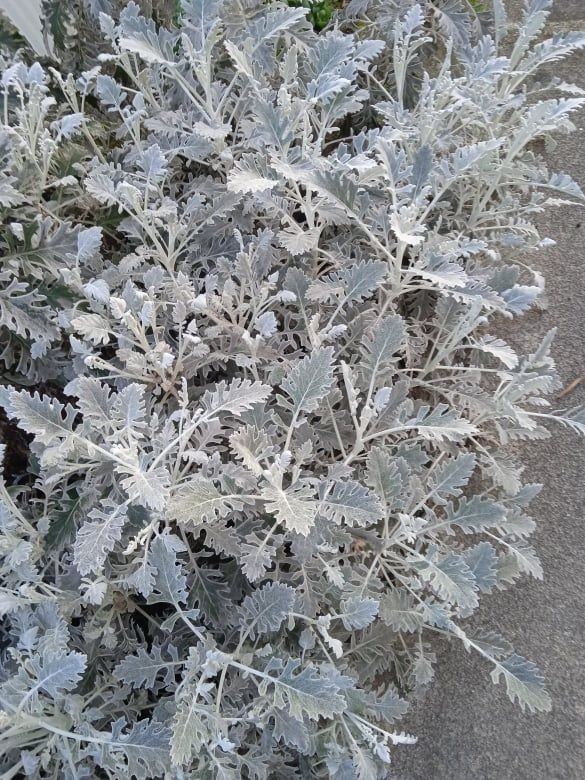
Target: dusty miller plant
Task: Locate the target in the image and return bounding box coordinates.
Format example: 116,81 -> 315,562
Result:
0,0 -> 585,777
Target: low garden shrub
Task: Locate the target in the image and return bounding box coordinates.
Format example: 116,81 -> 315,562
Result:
0,0 -> 584,776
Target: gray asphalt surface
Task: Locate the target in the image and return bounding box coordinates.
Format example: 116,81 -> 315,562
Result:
393,2 -> 585,778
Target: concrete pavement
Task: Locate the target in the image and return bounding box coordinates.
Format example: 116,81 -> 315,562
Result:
393,2 -> 585,778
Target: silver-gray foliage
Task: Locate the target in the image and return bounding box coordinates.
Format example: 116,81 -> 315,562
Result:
0,0 -> 584,777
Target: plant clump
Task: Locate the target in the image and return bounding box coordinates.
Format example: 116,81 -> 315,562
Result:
0,1 -> 584,777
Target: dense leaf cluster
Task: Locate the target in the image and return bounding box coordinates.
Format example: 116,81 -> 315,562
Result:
0,0 -> 584,777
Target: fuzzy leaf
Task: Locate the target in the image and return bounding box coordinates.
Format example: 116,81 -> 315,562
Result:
147,536 -> 188,607
280,347 -> 335,415
491,654 -> 551,713
0,389 -> 77,447
463,542 -> 498,592
261,659 -> 347,721
504,541 -> 543,580
168,477 -> 235,526
28,652 -> 87,698
445,496 -> 507,534
239,582 -> 296,638
114,644 -> 177,690
202,378 -> 271,417
379,591 -> 423,633
227,155 -> 279,194
428,453 -> 476,505
339,596 -> 379,631
262,483 -> 318,536
321,480 -> 383,527
408,404 -> 478,441
307,261 -> 387,305
366,448 -> 405,508
417,549 -> 479,610
171,699 -> 211,766
93,718 -> 172,779
361,315 -> 406,381
74,503 -> 128,576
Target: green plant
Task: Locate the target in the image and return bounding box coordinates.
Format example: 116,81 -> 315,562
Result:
286,0 -> 341,31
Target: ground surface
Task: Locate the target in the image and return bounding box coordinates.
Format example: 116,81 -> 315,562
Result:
393,2 -> 585,778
